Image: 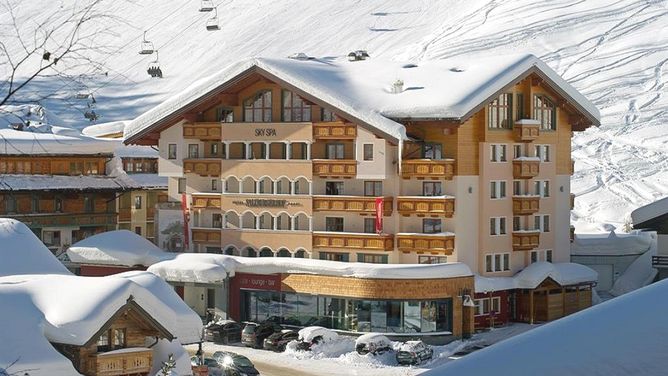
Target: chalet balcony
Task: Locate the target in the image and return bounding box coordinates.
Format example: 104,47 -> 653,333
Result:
312,121 -> 357,140
191,193 -> 222,209
13,212 -> 116,227
513,120 -> 540,142
312,196 -> 393,216
512,158 -> 540,179
312,231 -> 394,252
397,196 -> 455,218
512,230 -> 541,251
312,159 -> 357,178
401,159 -> 455,180
192,227 -> 222,244
183,158 -> 221,177
570,193 -> 575,210
512,195 -> 540,215
86,348 -> 152,376
182,122 -> 222,140
396,233 -> 455,254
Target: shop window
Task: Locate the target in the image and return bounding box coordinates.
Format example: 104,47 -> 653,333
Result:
488,93 -> 513,129
363,144 -> 373,161
325,181 -> 344,195
422,182 -> 442,196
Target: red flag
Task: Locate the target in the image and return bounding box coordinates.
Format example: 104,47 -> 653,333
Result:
181,193 -> 190,250
375,197 -> 383,234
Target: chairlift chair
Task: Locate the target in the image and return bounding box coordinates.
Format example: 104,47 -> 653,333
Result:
74,91 -> 90,100
199,0 -> 214,12
139,31 -> 155,55
147,50 -> 163,78
206,8 -> 220,31
84,110 -> 98,122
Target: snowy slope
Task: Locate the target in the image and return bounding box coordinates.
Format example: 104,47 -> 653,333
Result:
3,0 -> 668,231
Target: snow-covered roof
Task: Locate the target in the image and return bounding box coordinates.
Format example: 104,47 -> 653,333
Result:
0,174 -> 138,191
298,326 -> 338,343
82,120 -> 128,138
423,279 -> 668,376
68,230 -> 171,267
122,173 -> 168,189
124,54 -> 600,145
571,231 -> 653,256
475,262 -> 598,293
631,196 -> 668,227
114,144 -> 160,158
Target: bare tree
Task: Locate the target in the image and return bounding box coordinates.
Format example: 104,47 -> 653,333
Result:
0,0 -> 124,107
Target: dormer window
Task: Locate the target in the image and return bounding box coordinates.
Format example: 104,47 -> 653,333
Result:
243,90 -> 272,122
488,93 -> 513,129
534,95 -> 556,130
282,90 -> 311,122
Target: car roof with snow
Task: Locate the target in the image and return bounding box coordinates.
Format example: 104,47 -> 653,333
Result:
298,326 -> 338,342
355,333 -> 391,345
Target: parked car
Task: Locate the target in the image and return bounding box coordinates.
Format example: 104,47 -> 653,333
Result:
212,351 -> 260,376
396,341 -> 433,365
190,356 -> 223,376
204,319 -> 242,344
355,333 -> 392,355
296,326 -> 339,351
448,343 -> 489,360
263,329 -> 299,352
241,321 -> 282,348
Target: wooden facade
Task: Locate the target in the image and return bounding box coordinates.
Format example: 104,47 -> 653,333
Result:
0,156 -> 107,175
515,279 -> 593,324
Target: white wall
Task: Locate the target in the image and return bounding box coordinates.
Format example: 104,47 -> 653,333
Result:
555,175 -> 572,263
158,121 -> 186,177
454,176 -> 479,268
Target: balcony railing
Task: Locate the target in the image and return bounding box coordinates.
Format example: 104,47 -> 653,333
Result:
86,349 -> 152,376
513,120 -> 540,142
396,233 -> 455,254
312,159 -> 357,178
313,196 -> 393,215
397,196 -> 455,218
512,158 -> 540,179
182,122 -> 222,140
192,227 -> 221,244
312,122 -> 357,140
512,195 -> 540,215
401,159 -> 455,180
512,230 -> 540,251
12,212 -> 116,227
183,158 -> 221,177
191,193 -> 222,209
652,255 -> 668,268
312,232 -> 393,252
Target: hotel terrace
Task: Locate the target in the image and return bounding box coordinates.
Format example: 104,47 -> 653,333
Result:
124,53 -> 600,327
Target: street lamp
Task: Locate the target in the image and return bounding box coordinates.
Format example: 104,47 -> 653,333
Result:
459,288 -> 476,340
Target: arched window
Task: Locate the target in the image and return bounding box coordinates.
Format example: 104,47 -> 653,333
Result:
293,213 -> 310,231
294,177 -> 310,195
224,177 -> 240,193
241,177 -> 256,194
294,249 -> 307,258
242,247 -> 257,257
258,177 -> 274,194
241,212 -> 256,229
258,212 -> 273,230
244,90 -> 272,122
277,248 -> 291,257
282,90 -> 311,122
275,212 -> 291,230
276,177 -> 291,195
224,246 -> 239,256
224,212 -> 240,229
259,247 -> 274,257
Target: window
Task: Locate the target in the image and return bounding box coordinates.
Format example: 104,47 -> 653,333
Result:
488,93 -> 513,129
531,249 -> 553,263
534,215 -> 550,232
490,144 -> 507,162
422,143 -> 442,159
490,217 -> 506,235
326,143 -> 345,159
358,254 -> 388,264
474,297 -> 502,316
516,93 -> 524,120
423,218 -> 442,234
534,95 -> 556,130
513,216 -> 521,231
282,90 -> 311,122
513,144 -> 523,159
211,143 -> 219,156
135,226 -> 142,235
244,90 -> 272,122
513,180 -> 522,196
97,331 -> 110,352
490,181 -> 506,199
423,182 -> 442,196
84,196 -> 94,213
212,213 -> 223,228
325,217 -> 344,232
31,194 -> 40,213
70,161 -> 83,175
319,252 -> 349,262
364,218 -> 375,234
4,196 -> 16,213
321,108 -> 336,121
178,178 -> 186,194
134,196 -> 142,209
530,250 -> 538,264
546,249 -> 553,262
418,256 -> 448,264
363,144 -> 374,161
217,107 -> 234,122
188,144 -> 199,159
42,230 -> 60,247
325,181 -> 344,195
54,197 -> 63,213
112,328 -> 126,349
534,144 -> 551,162
168,144 -> 177,159
485,253 -> 510,272
534,180 -> 550,197
364,181 -> 382,196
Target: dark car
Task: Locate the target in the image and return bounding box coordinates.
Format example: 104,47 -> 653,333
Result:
241,321 -> 282,348
263,330 -> 299,352
204,320 -> 242,344
396,341 -> 433,365
190,356 -> 223,376
212,351 -> 260,376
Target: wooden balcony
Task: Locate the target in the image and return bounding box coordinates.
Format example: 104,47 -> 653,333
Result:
570,193 -> 575,210
396,233 -> 455,254
119,208 -> 131,222
13,212 -> 117,227
401,159 -> 455,180
397,196 -> 455,218
313,196 -> 393,216
312,159 -> 357,178
313,121 -> 357,140
86,349 -> 152,376
183,158 -> 221,177
513,120 -> 540,142
312,232 -> 394,252
192,193 -> 222,209
192,228 -> 221,244
512,195 -> 540,215
182,122 -> 222,140
512,159 -> 540,179
512,230 -> 540,251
